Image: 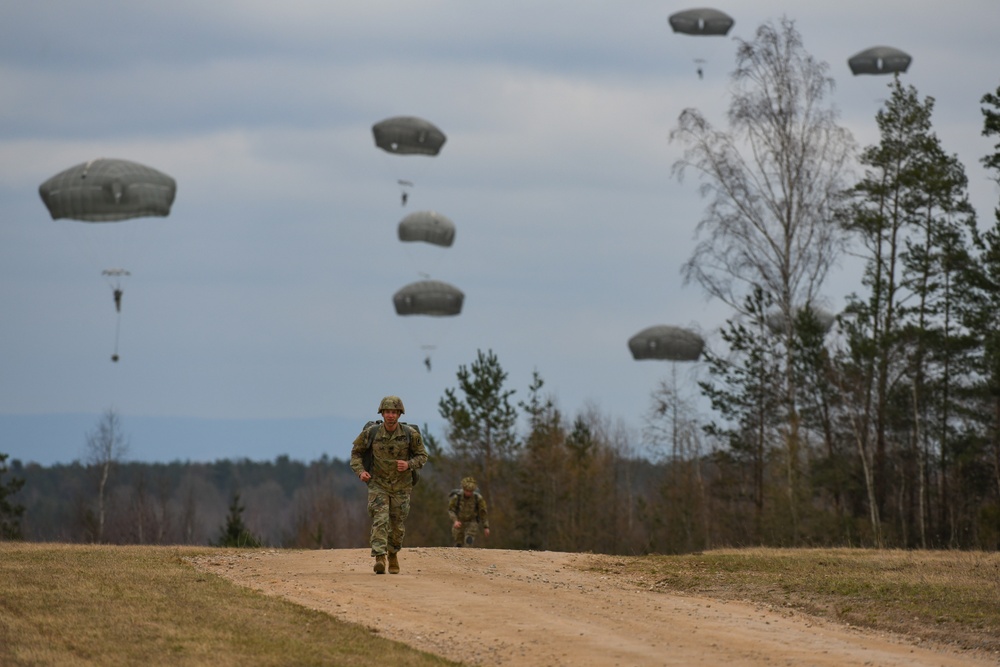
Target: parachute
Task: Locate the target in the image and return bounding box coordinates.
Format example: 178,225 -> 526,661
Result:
398,210 -> 456,278
372,116 -> 447,156
848,46 -> 911,75
393,280 -> 464,371
766,306 -> 836,336
38,158 -> 177,222
398,210 -> 456,248
373,116 -> 446,205
668,8 -> 734,36
393,280 -> 464,317
628,325 -> 704,362
38,157 -> 177,361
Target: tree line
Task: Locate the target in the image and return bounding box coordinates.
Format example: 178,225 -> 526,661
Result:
0,401 -> 662,553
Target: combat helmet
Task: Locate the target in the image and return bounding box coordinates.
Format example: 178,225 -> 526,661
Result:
461,476 -> 477,491
377,395 -> 405,414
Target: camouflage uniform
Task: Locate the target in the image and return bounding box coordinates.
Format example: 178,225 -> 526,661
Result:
449,477 -> 488,547
350,417 -> 428,558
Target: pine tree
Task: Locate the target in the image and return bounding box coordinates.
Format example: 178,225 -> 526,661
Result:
215,491 -> 261,548
438,349 -> 519,526
513,371 -> 563,550
698,287 -> 784,543
0,453 -> 25,540
839,77 -> 983,546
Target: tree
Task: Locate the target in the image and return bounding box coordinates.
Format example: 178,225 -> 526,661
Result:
698,287 -> 784,542
839,78 -> 977,546
513,371 -> 564,550
438,349 -> 519,499
645,365 -> 713,552
84,409 -> 129,543
671,17 -> 853,317
791,307 -> 854,540
981,86 -> 1000,178
896,122 -> 976,547
956,85 -> 1000,547
215,491 -> 261,548
0,453 -> 25,540
671,18 -> 855,542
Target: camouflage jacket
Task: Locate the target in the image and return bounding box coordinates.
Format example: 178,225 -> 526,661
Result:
350,422 -> 427,492
449,490 -> 488,528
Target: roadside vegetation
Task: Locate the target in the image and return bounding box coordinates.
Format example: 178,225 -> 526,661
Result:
0,543 -> 458,667
597,547 -> 1000,655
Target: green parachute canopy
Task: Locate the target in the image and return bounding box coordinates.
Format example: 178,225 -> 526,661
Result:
629,325 -> 704,361
668,8 -> 734,36
398,210 -> 456,248
766,306 -> 836,336
848,46 -> 911,75
393,280 -> 464,316
38,158 -> 177,222
372,116 -> 447,156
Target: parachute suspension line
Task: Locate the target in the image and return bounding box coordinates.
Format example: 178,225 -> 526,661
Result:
111,309 -> 122,363
102,269 -> 129,362
102,269 -> 129,312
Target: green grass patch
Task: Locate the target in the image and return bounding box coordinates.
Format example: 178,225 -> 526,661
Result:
0,543 -> 461,667
598,547 -> 1000,653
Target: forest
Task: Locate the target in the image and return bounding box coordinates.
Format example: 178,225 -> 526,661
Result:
3,22 -> 1000,553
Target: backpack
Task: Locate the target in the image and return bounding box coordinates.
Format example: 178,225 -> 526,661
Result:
362,420 -> 420,486
449,488 -> 482,522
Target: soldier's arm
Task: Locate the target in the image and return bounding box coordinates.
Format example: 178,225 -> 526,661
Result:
349,432 -> 367,475
407,430 -> 429,470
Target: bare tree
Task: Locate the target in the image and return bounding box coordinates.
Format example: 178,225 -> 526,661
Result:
670,18 -> 855,541
671,17 -> 854,316
84,408 -> 129,542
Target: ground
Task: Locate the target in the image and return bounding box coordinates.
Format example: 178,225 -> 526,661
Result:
188,547 -> 995,667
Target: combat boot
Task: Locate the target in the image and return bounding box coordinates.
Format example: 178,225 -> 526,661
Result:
374,554 -> 386,574
388,552 -> 399,574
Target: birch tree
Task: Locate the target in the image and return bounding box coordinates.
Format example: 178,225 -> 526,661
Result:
84,408 -> 129,543
671,18 -> 854,540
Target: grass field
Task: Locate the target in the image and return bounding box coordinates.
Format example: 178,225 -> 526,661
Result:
602,547 -> 1000,654
0,543 -> 459,666
2,543 -> 998,665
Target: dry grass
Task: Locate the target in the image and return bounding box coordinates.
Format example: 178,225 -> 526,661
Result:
4,543 -> 999,665
598,547 -> 1000,654
0,543 -> 460,667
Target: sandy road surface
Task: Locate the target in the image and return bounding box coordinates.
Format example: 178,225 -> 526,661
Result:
188,547 -> 993,667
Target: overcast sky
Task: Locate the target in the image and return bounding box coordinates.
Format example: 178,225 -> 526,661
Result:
3,1 -> 999,466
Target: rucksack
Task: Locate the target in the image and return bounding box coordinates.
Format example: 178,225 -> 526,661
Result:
449,488 -> 482,522
362,420 -> 420,486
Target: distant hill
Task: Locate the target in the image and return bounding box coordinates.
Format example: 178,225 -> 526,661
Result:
0,413 -> 365,466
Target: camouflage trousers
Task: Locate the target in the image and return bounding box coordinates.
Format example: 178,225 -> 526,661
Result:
452,521 -> 480,547
367,486 -> 411,556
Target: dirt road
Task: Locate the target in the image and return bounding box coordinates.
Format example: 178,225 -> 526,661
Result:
188,547 -> 992,667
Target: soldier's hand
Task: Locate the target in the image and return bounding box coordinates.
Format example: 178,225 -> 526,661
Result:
396,459 -> 409,471
359,471 -> 371,483
453,521 -> 462,529
484,528 -> 490,539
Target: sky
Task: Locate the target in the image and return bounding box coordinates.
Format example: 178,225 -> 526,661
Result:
2,1 -> 999,467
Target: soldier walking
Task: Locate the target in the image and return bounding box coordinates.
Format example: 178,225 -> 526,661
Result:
351,396 -> 428,574
449,476 -> 490,547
